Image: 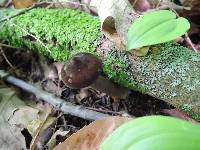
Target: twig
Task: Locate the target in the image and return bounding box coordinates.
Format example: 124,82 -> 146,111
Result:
86,107 -> 122,115
184,33 -> 198,53
0,1 -> 49,23
0,43 -> 24,49
0,47 -> 14,69
170,8 -> 198,53
0,69 -> 110,120
11,23 -> 51,53
148,2 -> 191,12
132,0 -> 138,8
0,0 -> 12,8
155,0 -> 162,8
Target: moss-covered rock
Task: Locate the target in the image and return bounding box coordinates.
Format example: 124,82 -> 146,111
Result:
1,8 -> 200,119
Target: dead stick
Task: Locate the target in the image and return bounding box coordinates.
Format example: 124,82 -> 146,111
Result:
0,1 -> 49,23
0,69 -> 110,120
11,23 -> 51,53
0,47 -> 14,69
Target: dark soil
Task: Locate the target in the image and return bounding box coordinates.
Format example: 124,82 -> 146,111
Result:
0,45 -> 173,120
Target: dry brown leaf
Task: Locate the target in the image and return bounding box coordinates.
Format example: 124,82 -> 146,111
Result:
0,87 -> 27,149
42,80 -> 63,96
46,128 -> 70,149
75,88 -> 91,103
0,87 -> 53,149
8,106 -> 39,129
30,104 -> 54,150
54,116 -> 130,150
8,101 -> 54,136
12,0 -> 37,8
90,0 -> 137,49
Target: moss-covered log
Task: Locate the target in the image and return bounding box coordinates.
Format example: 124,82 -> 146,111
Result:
1,8 -> 200,119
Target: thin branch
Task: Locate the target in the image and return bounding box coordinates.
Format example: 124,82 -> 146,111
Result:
185,33 -> 198,53
0,1 -> 49,23
155,0 -> 162,8
0,69 -> 110,120
0,43 -> 24,50
170,8 -> 198,53
86,107 -> 122,115
11,23 -> 51,54
148,2 -> 191,12
0,0 -> 12,8
132,0 -> 138,8
0,47 -> 14,69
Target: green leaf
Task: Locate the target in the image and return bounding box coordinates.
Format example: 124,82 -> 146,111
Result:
127,10 -> 190,50
100,116 -> 200,150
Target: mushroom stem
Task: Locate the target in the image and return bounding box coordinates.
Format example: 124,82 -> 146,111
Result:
90,76 -> 130,99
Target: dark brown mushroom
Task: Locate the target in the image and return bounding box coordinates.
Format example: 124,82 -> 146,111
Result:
61,53 -> 130,99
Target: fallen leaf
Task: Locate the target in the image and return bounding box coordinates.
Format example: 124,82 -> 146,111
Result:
0,87 -> 26,149
0,86 -> 56,149
42,80 -> 62,96
54,116 -> 130,150
8,101 -> 54,137
28,103 -> 54,149
34,116 -> 57,149
8,106 -> 39,129
75,88 -> 91,103
12,0 -> 37,8
46,128 -> 70,150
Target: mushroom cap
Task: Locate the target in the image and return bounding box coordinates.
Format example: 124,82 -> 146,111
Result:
61,53 -> 102,89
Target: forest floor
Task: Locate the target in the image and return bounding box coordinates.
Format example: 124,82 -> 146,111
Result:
0,0 -> 200,149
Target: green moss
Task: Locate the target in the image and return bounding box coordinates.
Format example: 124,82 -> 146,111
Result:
0,8 -> 101,60
190,113 -> 200,121
102,42 -> 200,117
103,50 -> 147,92
180,104 -> 200,121
131,42 -> 200,101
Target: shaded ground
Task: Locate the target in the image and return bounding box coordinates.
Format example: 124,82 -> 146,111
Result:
0,46 -> 173,147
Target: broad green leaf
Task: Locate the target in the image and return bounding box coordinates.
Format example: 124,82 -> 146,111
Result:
100,116 -> 200,150
127,10 -> 190,50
